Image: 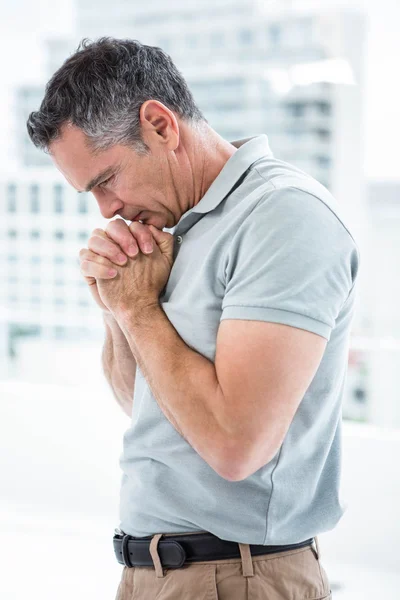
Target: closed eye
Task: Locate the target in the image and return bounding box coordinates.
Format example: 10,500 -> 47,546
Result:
98,175 -> 114,189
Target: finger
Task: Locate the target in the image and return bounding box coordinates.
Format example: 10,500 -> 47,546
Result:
127,222 -> 155,254
105,218 -> 140,257
79,249 -> 119,278
87,231 -> 129,266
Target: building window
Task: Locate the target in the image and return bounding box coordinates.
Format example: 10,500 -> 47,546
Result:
31,277 -> 41,284
54,230 -> 65,240
8,229 -> 17,239
269,24 -> 281,46
287,102 -> 307,117
315,155 -> 331,168
31,297 -> 41,304
54,279 -> 64,286
8,295 -> 18,303
315,101 -> 331,115
30,184 -> 40,213
54,298 -> 65,305
8,254 -> 18,263
78,194 -> 88,214
79,299 -> 90,307
31,255 -> 41,264
316,128 -> 331,140
78,231 -> 88,240
54,326 -> 65,339
54,256 -> 65,264
7,183 -> 17,212
30,230 -> 40,239
239,29 -> 253,45
8,276 -> 18,284
54,184 -> 64,213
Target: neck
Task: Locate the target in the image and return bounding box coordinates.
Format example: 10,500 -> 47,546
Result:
182,121 -> 238,212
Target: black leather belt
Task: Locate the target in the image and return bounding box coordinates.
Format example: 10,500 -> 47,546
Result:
113,529 -> 314,569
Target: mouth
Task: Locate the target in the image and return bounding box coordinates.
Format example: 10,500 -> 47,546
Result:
132,212 -> 143,222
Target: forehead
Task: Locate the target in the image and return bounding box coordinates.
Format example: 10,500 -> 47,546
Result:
49,124 -> 123,190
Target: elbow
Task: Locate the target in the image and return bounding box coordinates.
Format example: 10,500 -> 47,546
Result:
214,438 -> 278,482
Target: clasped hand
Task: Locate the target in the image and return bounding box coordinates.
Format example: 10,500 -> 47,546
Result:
79,218 -> 174,319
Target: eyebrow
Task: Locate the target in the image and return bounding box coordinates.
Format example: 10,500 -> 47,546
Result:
78,166 -> 116,193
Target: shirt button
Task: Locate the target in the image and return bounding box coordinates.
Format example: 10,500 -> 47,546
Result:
176,235 -> 183,244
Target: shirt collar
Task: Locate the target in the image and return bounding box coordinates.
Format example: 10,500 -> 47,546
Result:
177,134 -> 273,225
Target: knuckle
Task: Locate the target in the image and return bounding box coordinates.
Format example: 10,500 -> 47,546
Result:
106,218 -> 127,236
92,228 -> 105,237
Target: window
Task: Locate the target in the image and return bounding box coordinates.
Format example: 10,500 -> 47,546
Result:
54,298 -> 65,305
8,276 -> 18,284
54,256 -> 65,264
269,24 -> 281,46
31,297 -> 41,304
30,184 -> 40,213
315,128 -> 331,140
31,277 -> 41,284
54,326 -> 65,339
315,101 -> 331,115
8,254 -> 18,263
8,230 -> 17,239
54,279 -> 64,286
239,29 -> 253,45
31,256 -> 41,264
54,230 -> 65,240
54,184 -> 64,213
287,102 -> 307,117
7,183 -> 17,212
78,194 -> 88,214
30,230 -> 40,239
315,155 -> 331,168
78,231 -> 88,240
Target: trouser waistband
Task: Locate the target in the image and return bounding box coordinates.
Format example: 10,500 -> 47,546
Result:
113,529 -> 317,578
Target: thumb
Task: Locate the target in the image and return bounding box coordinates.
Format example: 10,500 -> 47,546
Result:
148,225 -> 174,263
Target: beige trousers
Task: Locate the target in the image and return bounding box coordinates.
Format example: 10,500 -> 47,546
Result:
115,531 -> 331,599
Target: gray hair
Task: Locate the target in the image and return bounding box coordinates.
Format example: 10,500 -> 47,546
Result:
26,37 -> 207,156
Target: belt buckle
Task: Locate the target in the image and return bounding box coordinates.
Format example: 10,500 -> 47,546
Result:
121,533 -> 133,568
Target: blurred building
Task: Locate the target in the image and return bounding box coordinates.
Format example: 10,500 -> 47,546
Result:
5,2 -> 377,425
15,38 -> 75,168
0,171 -> 110,379
364,180 -> 400,427
14,2 -> 369,329
16,85 -> 49,167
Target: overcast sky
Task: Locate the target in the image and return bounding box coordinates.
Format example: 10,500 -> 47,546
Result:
0,0 -> 399,179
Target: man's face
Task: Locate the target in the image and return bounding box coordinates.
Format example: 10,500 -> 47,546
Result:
49,109 -> 183,230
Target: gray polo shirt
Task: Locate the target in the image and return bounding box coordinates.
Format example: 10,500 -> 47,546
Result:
118,134 -> 360,545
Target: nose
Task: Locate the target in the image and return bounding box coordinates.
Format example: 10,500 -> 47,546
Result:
92,191 -> 123,220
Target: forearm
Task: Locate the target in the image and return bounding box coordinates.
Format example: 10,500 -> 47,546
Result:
116,304 -> 232,478
102,312 -> 136,417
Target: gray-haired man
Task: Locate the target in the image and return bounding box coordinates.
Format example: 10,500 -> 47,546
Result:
27,37 -> 359,599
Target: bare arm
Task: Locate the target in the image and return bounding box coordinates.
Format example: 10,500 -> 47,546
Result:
102,311 -> 136,417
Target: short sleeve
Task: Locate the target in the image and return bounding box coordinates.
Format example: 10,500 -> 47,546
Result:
220,187 -> 360,341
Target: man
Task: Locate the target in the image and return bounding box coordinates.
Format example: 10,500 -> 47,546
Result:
27,37 -> 359,599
